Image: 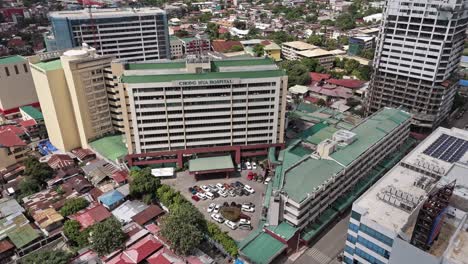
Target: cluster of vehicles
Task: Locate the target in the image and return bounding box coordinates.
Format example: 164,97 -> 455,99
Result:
209,202 -> 255,230
237,160 -> 258,171
189,181 -> 255,201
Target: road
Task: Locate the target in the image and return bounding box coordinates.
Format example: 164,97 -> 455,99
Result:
289,213 -> 350,264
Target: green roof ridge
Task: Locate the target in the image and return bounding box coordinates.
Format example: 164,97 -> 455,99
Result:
0,55 -> 26,65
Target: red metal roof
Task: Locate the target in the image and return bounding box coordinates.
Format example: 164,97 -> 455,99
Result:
71,204 -> 111,229
0,130 -> 26,147
304,96 -> 320,104
106,235 -> 163,264
326,78 -> 365,89
310,72 -> 331,82
131,205 -> 164,226
147,247 -> 181,264
47,154 -> 74,170
0,239 -> 14,253
19,119 -> 37,128
0,125 -> 26,136
112,171 -> 129,184
211,40 -> 242,53
71,148 -> 96,161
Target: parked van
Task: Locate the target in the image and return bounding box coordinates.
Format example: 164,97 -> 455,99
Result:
205,192 -> 215,200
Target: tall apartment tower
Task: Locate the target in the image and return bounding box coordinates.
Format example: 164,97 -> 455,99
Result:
29,46 -> 114,151
45,8 -> 170,62
366,0 -> 468,131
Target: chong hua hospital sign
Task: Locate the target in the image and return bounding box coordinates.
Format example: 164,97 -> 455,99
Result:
174,79 -> 240,86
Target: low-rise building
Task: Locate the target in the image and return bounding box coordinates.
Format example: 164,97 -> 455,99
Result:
348,35 -> 375,56
0,125 -> 31,170
275,108 -> 411,228
170,36 -> 184,59
296,48 -> 335,69
281,41 -> 317,61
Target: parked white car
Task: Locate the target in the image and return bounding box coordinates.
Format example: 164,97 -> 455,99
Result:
219,190 -> 228,198
207,203 -> 215,213
245,162 -> 252,170
239,219 -> 251,225
252,162 -> 257,170
244,185 -> 255,194
216,183 -> 225,192
201,185 -> 211,192
241,204 -> 255,212
264,177 -> 272,185
211,213 -> 225,223
205,191 -> 215,200
213,204 -> 221,214
196,192 -> 207,200
225,220 -> 238,230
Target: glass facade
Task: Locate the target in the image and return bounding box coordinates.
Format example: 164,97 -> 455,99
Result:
359,224 -> 394,247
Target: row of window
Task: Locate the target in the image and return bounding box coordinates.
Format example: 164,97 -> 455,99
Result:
2,64 -> 28,77
354,248 -> 385,264
357,236 -> 390,259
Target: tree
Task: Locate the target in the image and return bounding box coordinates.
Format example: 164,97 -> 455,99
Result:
359,49 -> 375,60
335,13 -> 356,30
354,65 -> 372,81
175,30 -> 189,38
129,168 -> 161,201
160,203 -> 205,255
317,99 -> 327,106
269,31 -> 294,45
253,44 -> 264,57
24,157 -> 53,184
233,20 -> 246,30
19,177 -> 41,196
63,220 -> 90,248
199,12 -> 212,23
229,45 -> 244,52
60,198 -> 89,217
307,34 -> 324,46
324,39 -> 338,50
344,59 -> 361,74
90,217 -> 126,256
301,58 -> 322,72
279,61 -> 311,87
206,22 -> 219,39
20,250 -> 71,264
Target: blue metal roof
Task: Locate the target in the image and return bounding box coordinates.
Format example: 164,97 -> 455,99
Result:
461,56 -> 468,63
460,80 -> 468,87
98,190 -> 124,206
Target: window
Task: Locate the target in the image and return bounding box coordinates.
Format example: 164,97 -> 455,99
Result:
347,234 -> 357,244
5,67 -> 9,76
349,222 -> 359,232
359,224 -> 393,247
23,64 -> 28,73
14,65 -> 19,74
355,248 -> 385,264
343,256 -> 353,264
351,211 -> 361,221
345,245 -> 354,255
357,236 -> 390,259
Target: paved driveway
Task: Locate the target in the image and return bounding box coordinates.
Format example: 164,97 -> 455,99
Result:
162,168 -> 268,241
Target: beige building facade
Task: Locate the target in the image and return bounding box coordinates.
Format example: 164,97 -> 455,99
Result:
0,55 -> 39,120
29,46 -> 114,151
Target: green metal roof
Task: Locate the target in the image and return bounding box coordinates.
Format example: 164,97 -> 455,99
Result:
19,106 -> 43,120
8,224 -> 40,248
280,108 -> 411,203
0,55 -> 26,65
189,155 -> 234,172
266,222 -> 298,241
330,108 -> 411,166
211,58 -> 275,69
127,61 -> 186,70
34,59 -> 62,71
121,70 -> 285,83
89,134 -> 128,162
240,232 -> 287,264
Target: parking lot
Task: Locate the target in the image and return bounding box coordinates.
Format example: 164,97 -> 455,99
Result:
162,167 -> 268,241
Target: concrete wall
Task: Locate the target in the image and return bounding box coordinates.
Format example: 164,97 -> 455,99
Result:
0,61 -> 38,112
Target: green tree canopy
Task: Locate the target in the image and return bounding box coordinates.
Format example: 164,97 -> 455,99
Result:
60,198 -> 89,217
129,168 -> 161,202
160,202 -> 205,255
335,13 -> 356,30
229,45 -> 244,52
63,220 -> 90,248
307,34 -> 324,46
20,250 -> 71,264
24,157 -> 53,183
90,217 -> 126,256
279,61 -> 311,87
253,44 -> 264,57
268,31 -> 295,45
344,59 -> 361,74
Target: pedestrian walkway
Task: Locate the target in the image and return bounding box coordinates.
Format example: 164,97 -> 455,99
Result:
304,247 -> 332,264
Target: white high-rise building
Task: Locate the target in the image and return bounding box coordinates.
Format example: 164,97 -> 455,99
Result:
366,0 -> 468,131
46,8 -> 170,62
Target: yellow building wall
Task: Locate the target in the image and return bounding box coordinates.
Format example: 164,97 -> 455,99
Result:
30,66 -> 81,152
266,49 -> 281,61
0,148 -> 18,169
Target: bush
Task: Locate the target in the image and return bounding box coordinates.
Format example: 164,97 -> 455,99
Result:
220,207 -> 241,222
20,250 -> 71,264
129,168 -> 161,202
63,220 -> 90,248
206,222 -> 238,257
60,198 -> 89,216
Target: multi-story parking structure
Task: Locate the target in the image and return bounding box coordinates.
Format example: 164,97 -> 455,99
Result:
46,8 -> 170,62
366,0 -> 468,131
112,56 -> 288,154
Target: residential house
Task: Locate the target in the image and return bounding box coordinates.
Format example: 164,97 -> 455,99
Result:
69,204 -> 111,230
98,189 -> 125,210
